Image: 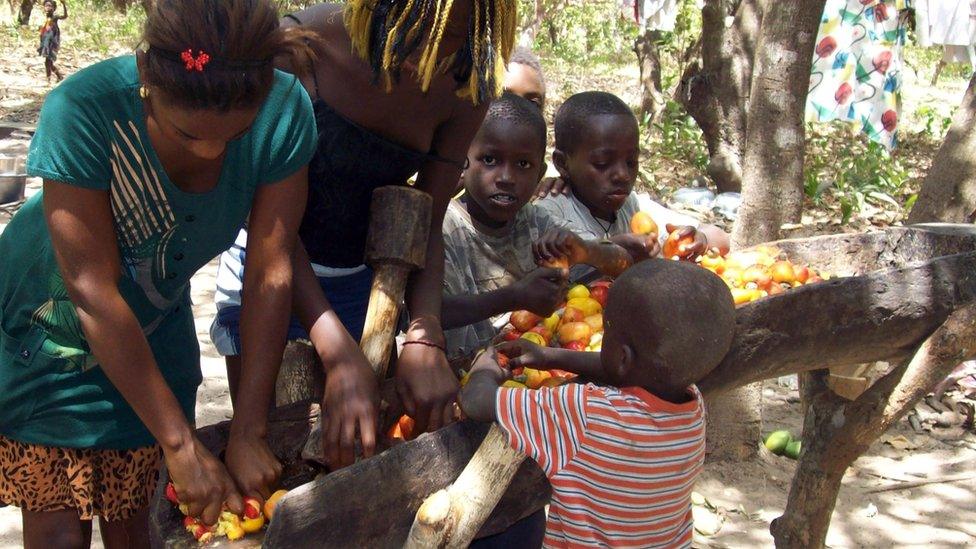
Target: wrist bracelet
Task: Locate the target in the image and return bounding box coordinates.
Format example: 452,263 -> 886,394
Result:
403,339 -> 446,352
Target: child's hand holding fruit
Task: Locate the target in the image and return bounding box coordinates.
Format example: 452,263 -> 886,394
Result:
661,224 -> 710,260
497,338 -> 551,370
509,266 -> 568,317
533,228 -> 588,267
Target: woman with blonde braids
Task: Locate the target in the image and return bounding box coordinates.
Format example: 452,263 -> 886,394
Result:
212,0 -> 518,488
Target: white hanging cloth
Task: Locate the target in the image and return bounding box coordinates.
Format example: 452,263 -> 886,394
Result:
915,0 -> 976,46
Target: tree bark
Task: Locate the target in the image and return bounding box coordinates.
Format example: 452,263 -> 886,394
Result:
10,0 -> 32,25
677,0 -> 762,193
732,0 -> 825,247
908,74 -> 976,224
519,0 -> 549,47
635,29 -> 665,121
770,303 -> 976,548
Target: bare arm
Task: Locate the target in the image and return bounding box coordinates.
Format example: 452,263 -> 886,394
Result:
292,243 -> 378,468
700,223 -> 731,256
458,348 -> 508,422
535,228 -> 638,278
396,100 -> 489,433
60,2 -> 68,19
497,339 -> 606,381
225,167 -> 307,498
441,266 -> 567,329
44,180 -> 240,524
442,288 -> 516,329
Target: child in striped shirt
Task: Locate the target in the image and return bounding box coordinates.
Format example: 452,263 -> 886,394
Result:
461,259 -> 735,548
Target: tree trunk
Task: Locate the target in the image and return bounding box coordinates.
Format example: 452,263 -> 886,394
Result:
10,0 -> 32,25
519,0 -> 548,47
677,0 -> 762,193
703,384 -> 763,461
770,303 -> 976,548
907,74 -> 976,224
704,0 -> 824,461
732,0 -> 825,247
635,29 -> 665,121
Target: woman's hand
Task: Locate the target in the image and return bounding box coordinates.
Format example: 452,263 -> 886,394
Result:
321,356 -> 379,469
224,432 -> 283,503
165,435 -> 244,525
396,333 -> 459,434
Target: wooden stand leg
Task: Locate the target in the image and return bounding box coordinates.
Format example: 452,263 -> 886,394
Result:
405,425 -> 527,548
771,303 -> 976,548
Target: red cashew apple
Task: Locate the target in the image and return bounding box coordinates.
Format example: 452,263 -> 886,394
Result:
510,310 -> 543,332
662,224 -> 696,260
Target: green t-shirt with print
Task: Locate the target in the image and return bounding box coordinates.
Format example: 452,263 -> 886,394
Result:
0,55 -> 315,449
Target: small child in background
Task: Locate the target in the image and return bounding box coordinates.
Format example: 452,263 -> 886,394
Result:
504,46 -> 546,110
441,92 -> 566,361
536,91 -> 730,275
461,259 -> 735,548
38,0 -> 68,83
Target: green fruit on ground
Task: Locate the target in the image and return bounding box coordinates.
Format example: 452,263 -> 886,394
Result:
785,440 -> 802,460
763,430 -> 792,455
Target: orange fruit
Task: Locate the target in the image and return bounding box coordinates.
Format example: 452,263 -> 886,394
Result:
770,260 -> 796,284
558,322 -> 592,344
630,211 -> 659,236
263,489 -> 288,521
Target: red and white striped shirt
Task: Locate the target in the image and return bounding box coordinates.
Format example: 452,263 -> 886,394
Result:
496,382 -> 705,548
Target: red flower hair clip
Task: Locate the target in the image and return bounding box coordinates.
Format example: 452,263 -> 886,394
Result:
179,49 -> 211,72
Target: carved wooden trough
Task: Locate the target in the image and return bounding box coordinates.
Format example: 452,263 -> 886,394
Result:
150,224 -> 976,548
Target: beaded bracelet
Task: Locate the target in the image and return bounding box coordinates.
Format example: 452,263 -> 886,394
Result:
403,339 -> 446,352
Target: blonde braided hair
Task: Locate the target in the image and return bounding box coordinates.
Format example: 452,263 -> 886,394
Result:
345,0 -> 516,105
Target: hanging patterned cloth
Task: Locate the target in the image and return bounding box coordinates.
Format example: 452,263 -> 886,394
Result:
807,0 -> 910,149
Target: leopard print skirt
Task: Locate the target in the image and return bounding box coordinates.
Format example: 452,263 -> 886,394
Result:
0,434 -> 161,521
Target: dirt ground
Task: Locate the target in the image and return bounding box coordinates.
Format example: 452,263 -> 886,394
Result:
1,7 -> 975,548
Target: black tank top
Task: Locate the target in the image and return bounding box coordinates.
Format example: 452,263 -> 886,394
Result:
287,14 -> 462,268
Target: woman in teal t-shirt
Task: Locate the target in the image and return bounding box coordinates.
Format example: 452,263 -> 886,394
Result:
0,0 -> 317,545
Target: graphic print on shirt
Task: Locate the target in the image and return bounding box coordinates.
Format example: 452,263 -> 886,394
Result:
29,120 -> 181,372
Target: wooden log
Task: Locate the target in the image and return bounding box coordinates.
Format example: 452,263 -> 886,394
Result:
262,421 -> 549,548
769,303 -> 976,548
275,340 -> 323,407
404,425 -> 526,548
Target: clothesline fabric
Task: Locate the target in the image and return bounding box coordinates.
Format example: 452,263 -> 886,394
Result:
807,0 -> 910,150
915,0 -> 976,47
621,0 -> 702,32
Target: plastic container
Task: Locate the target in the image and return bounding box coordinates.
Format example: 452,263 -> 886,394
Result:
0,154 -> 26,204
713,192 -> 742,220
672,186 -> 716,208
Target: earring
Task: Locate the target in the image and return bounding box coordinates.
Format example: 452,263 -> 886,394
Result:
139,86 -> 149,99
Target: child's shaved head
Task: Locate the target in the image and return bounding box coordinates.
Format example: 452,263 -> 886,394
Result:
554,91 -> 635,154
603,260 -> 735,394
